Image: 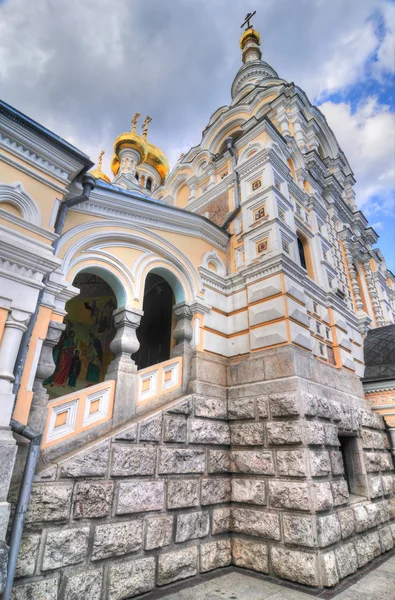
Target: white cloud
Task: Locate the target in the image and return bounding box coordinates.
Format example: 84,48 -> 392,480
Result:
375,0 -> 395,75
314,21 -> 377,98
0,0 -> 393,205
319,97 -> 395,214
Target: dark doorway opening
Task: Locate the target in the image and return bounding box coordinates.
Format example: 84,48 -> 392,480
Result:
133,273 -> 174,369
338,434 -> 368,499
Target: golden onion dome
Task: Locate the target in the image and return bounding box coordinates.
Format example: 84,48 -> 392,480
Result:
111,131 -> 148,175
239,28 -> 261,49
111,114 -> 169,183
89,150 -> 111,183
145,141 -> 169,184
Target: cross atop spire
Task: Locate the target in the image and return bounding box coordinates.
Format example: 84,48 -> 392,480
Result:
142,116 -> 152,140
241,11 -> 256,30
98,150 -> 105,169
131,113 -> 140,133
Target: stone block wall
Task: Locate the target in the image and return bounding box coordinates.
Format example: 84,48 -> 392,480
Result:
11,394 -> 234,599
226,386 -> 395,587
9,347 -> 395,598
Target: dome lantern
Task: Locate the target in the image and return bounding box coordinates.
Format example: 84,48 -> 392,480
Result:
111,114 -> 169,186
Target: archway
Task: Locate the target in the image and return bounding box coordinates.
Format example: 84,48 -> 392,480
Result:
45,272 -> 117,399
133,273 -> 174,369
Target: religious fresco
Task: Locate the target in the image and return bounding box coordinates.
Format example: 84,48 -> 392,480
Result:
45,278 -> 116,399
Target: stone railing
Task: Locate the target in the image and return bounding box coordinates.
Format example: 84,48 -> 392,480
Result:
42,380 -> 115,449
137,357 -> 182,405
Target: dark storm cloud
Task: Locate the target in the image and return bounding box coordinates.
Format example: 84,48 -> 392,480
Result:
0,0 -> 391,172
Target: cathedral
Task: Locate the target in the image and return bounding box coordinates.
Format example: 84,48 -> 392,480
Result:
0,18 -> 394,600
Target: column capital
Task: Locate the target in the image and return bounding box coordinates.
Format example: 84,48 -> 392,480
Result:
6,308 -> 31,333
173,301 -> 193,347
189,299 -> 211,315
109,305 -> 143,360
113,305 -> 143,328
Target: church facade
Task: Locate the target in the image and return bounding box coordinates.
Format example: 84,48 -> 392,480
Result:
0,23 -> 394,599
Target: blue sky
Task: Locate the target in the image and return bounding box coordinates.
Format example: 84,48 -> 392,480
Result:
0,0 -> 394,270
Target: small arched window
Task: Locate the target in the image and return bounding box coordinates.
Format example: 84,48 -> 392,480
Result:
146,177 -> 152,191
135,172 -> 139,181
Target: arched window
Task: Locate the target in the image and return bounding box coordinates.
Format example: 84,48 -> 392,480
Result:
297,233 -> 314,279
133,273 -> 174,369
146,177 -> 152,191
44,273 -> 117,399
298,237 -> 307,270
135,172 -> 139,181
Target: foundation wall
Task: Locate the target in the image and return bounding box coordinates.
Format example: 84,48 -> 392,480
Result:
9,346 -> 395,598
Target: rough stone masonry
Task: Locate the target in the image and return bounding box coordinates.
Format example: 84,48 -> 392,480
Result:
8,346 -> 395,599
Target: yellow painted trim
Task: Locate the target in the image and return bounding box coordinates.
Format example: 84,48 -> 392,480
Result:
13,306 -> 52,424
0,307 -> 7,345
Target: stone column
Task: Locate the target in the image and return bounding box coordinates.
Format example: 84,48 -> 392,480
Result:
362,258 -> 385,327
342,239 -> 365,311
0,308 -> 30,423
172,302 -> 193,392
105,305 -> 143,426
277,108 -> 290,137
27,320 -> 65,433
207,164 -> 216,189
0,308 -> 30,570
187,176 -> 198,202
172,302 -> 193,354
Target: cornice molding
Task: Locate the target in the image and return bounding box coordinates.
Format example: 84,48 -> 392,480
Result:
0,209 -> 57,243
0,150 -> 67,194
71,188 -> 229,252
0,224 -> 60,287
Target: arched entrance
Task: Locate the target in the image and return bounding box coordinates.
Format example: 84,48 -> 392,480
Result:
45,272 -> 117,399
133,273 -> 174,369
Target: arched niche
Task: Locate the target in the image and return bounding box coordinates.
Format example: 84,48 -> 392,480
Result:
44,269 -> 120,399
200,250 -> 227,277
0,181 -> 42,225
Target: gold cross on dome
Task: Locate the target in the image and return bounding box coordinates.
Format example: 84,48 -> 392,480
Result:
241,11 -> 256,29
98,150 -> 104,167
142,116 -> 152,140
131,113 -> 140,133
